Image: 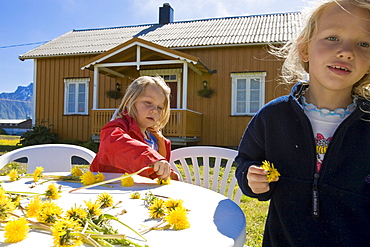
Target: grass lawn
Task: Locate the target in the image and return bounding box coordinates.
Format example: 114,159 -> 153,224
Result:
0,135 -> 268,246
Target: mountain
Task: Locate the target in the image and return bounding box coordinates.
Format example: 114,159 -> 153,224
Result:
0,83 -> 33,119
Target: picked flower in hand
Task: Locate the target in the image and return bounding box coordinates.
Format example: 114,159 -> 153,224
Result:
261,160 -> 281,183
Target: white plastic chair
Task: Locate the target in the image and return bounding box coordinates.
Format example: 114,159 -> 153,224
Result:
170,146 -> 242,205
0,144 -> 96,173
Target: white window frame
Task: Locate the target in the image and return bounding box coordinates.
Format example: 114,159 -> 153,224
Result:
231,72 -> 266,116
64,78 -> 90,115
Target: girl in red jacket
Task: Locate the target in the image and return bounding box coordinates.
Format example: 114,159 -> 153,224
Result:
90,76 -> 179,180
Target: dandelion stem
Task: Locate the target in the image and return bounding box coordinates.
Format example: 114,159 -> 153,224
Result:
69,167 -> 151,193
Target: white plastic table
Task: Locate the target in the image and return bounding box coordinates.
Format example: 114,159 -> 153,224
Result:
0,173 -> 246,247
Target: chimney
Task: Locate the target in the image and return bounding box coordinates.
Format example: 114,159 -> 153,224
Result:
159,3 -> 174,24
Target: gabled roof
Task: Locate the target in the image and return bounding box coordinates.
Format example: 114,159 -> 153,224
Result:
19,12 -> 302,60
81,37 -> 212,74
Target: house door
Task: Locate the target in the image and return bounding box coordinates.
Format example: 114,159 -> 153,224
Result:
167,81 -> 178,108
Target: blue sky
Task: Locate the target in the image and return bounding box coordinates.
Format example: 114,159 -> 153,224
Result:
0,0 -> 309,93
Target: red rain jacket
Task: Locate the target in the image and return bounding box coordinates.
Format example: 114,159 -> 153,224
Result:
90,113 -> 171,179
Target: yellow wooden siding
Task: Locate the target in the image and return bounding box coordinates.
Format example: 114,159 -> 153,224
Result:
35,56 -> 134,141
178,45 -> 285,147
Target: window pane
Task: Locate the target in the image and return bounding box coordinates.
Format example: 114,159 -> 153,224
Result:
163,75 -> 170,80
250,79 -> 260,89
78,89 -> 85,103
78,83 -> 85,93
237,79 -> 246,89
68,101 -> 75,113
236,102 -> 246,113
250,90 -> 260,101
170,75 -> 176,80
69,84 -> 76,93
237,91 -> 246,101
250,102 -> 260,113
78,103 -> 85,112
67,85 -> 76,113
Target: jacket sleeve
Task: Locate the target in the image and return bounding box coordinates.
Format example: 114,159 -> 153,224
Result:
235,111 -> 274,201
91,124 -> 166,179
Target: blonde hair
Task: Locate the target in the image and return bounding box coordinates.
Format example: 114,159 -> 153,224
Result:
272,0 -> 370,99
114,76 -> 171,130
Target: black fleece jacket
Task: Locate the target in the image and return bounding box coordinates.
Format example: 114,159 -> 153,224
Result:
235,83 -> 370,246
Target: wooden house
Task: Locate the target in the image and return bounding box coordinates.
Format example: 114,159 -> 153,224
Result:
19,3 -> 301,148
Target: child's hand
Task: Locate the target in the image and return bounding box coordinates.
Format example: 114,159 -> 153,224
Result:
247,165 -> 278,194
152,160 -> 171,179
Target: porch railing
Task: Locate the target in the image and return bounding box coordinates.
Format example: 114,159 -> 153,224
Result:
91,109 -> 116,135
164,109 -> 202,137
91,109 -> 202,138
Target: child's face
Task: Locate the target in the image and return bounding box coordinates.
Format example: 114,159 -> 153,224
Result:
134,84 -> 166,134
302,2 -> 370,97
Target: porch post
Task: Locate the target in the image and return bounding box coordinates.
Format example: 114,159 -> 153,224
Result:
182,62 -> 188,109
93,66 -> 99,110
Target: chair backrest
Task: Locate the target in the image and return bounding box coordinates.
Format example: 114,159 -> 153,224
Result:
0,144 -> 96,173
170,146 -> 242,205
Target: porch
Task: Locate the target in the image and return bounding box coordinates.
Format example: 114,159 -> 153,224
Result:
91,109 -> 202,146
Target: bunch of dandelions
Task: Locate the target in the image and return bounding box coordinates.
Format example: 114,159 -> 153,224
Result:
7,192 -> 147,246
80,171 -> 105,186
261,160 -> 281,183
142,192 -> 190,231
2,166 -> 146,246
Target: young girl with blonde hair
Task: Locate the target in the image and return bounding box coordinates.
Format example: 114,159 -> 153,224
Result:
91,76 -> 179,180
236,0 -> 370,245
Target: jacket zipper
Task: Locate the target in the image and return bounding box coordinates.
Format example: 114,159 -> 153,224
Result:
312,172 -> 320,217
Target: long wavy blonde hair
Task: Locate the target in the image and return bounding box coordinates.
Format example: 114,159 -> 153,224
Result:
114,76 -> 171,130
271,0 -> 370,99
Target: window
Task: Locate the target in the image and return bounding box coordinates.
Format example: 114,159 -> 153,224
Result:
231,72 -> 266,115
64,78 -> 90,115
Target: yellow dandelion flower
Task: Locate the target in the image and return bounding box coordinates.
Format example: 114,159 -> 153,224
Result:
71,167 -> 83,177
26,196 -> 43,218
33,166 -> 44,182
0,186 -> 6,200
148,198 -> 166,219
84,200 -> 102,217
130,192 -> 141,199
51,218 -> 83,247
121,173 -> 134,187
157,177 -> 171,185
9,194 -> 21,209
165,207 -> 190,230
164,198 -> 184,213
37,201 -> 63,223
0,196 -> 16,220
95,172 -> 105,183
45,183 -> 61,200
261,160 -> 281,183
8,169 -> 20,182
97,192 -> 114,208
80,171 -> 96,186
66,205 -> 88,223
4,217 -> 29,243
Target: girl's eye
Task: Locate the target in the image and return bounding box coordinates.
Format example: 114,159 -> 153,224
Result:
157,106 -> 163,111
358,42 -> 369,48
326,36 -> 338,41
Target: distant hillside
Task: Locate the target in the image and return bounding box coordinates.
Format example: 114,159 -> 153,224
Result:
0,83 -> 33,119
